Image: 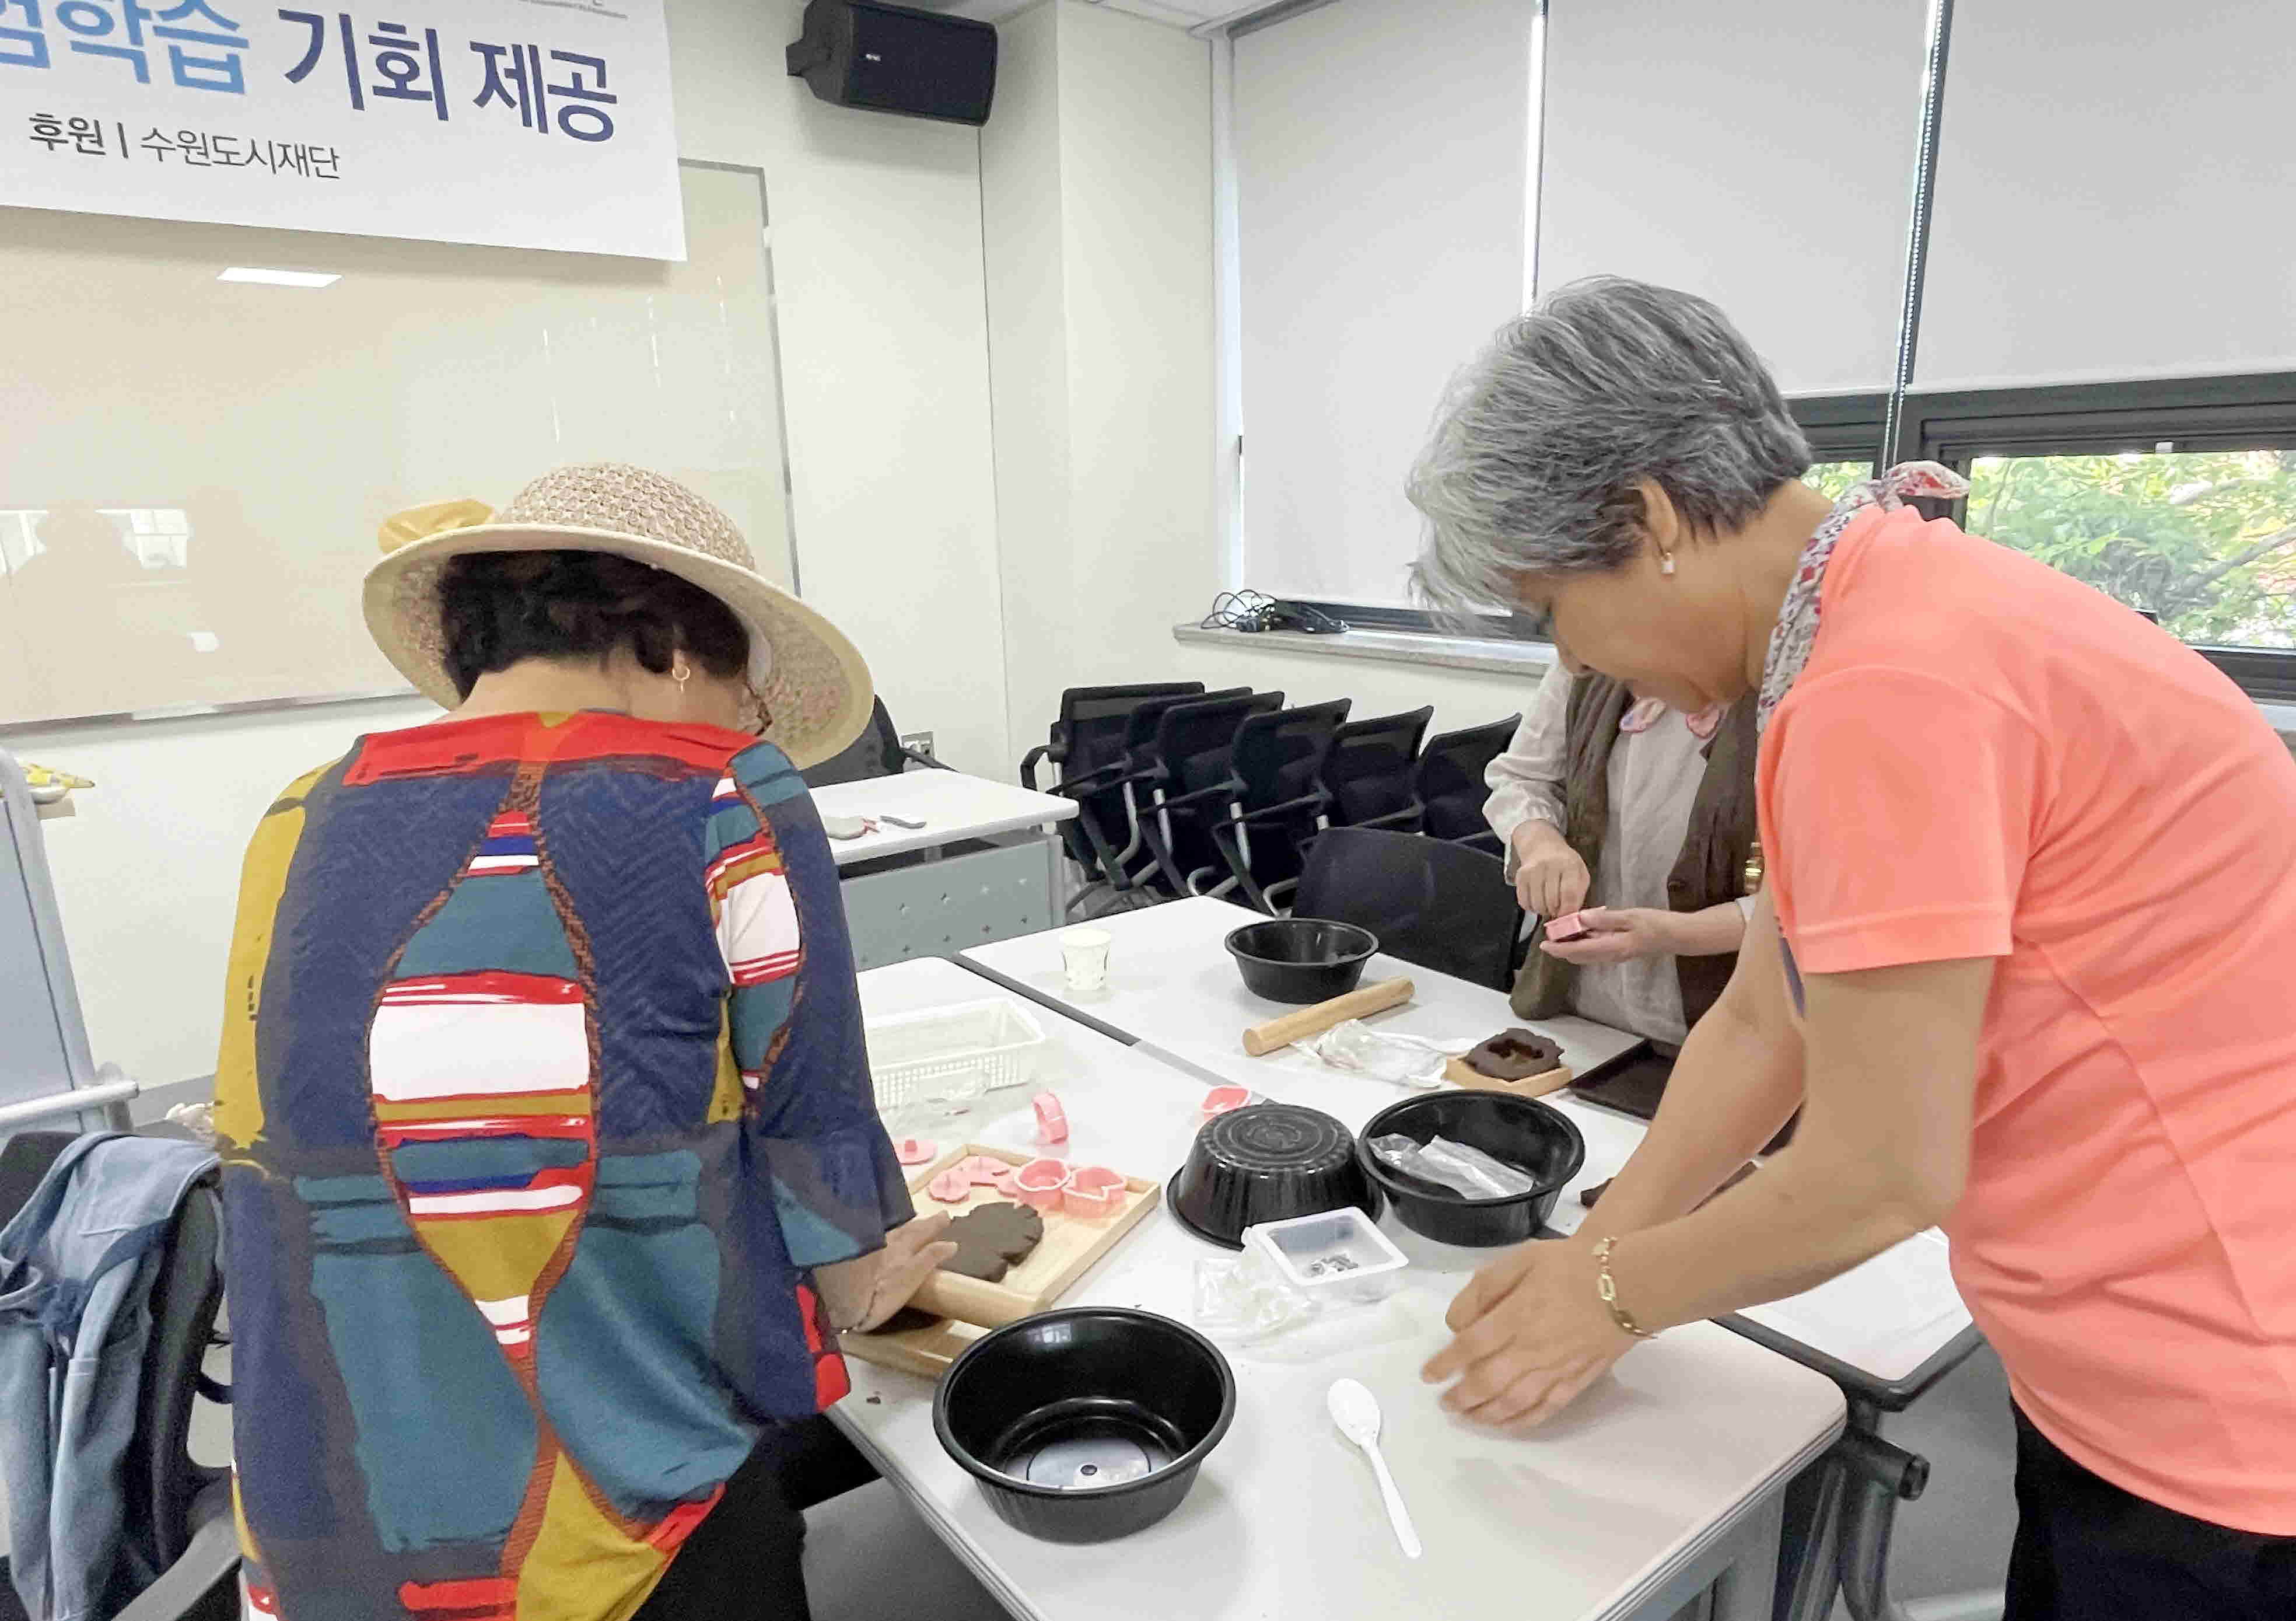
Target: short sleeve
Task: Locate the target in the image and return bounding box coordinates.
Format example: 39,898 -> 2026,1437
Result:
705,742 -> 912,1268
1760,669 -> 2041,974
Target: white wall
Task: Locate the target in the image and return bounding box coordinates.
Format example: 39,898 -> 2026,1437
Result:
16,0 -> 1008,1087
982,1 -> 1217,757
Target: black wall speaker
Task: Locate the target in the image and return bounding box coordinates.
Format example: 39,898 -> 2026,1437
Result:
786,1 -> 998,127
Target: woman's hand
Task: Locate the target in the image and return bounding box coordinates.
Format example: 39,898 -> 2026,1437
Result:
1512,822 -> 1591,919
1422,1237 -> 1637,1429
824,1212 -> 959,1334
1539,907 -> 1679,964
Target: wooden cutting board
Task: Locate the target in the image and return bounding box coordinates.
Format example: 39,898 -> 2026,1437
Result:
839,1143 -> 1161,1379
1441,1056 -> 1575,1096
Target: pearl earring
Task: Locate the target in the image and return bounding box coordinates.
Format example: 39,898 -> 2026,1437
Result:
1659,553 -> 1676,576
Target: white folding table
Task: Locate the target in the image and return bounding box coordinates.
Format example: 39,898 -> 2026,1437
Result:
960,899 -> 1985,1621
809,771 -> 1079,972
845,956 -> 1843,1621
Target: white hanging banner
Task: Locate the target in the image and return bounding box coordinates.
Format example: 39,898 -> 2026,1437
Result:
0,0 -> 684,259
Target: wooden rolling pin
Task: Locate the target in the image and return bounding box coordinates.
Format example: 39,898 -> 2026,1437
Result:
1241,976 -> 1413,1057
905,1268 -> 1035,1330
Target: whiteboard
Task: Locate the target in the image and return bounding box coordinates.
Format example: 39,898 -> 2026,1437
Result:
0,160 -> 794,725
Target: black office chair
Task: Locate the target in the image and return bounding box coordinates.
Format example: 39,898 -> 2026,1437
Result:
1135,691 -> 1284,897
1021,684 -> 1215,908
1318,705 -> 1434,831
1412,715 -> 1521,854
1291,826 -> 1522,990
1019,684 -> 1204,882
0,1131 -> 235,1621
799,698 -> 953,789
1210,700 -> 1353,914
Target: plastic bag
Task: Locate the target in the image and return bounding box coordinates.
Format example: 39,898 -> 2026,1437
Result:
1292,1019 -> 1470,1087
1193,1248 -> 1321,1344
1368,1134 -> 1539,1199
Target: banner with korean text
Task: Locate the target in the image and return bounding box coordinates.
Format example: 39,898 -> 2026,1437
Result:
0,0 -> 683,259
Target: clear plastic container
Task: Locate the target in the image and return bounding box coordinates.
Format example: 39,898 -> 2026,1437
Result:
1242,1207 -> 1409,1304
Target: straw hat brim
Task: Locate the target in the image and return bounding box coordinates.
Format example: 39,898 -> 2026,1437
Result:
363,522 -> 875,771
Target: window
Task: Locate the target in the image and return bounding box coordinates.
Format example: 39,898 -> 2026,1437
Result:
1904,373 -> 2296,699
1804,462 -> 1872,501
1962,452 -> 2296,652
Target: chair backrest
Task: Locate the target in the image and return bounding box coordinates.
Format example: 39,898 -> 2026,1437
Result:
1119,686 -> 1250,761
1154,692 -> 1284,799
798,697 -> 906,789
1293,826 -> 1522,990
1230,700 -> 1353,812
1415,714 -> 1522,842
1058,683 -> 1203,781
130,1177 -> 227,1575
1320,705 -> 1434,827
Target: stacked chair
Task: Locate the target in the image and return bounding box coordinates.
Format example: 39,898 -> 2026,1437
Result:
1019,684 -> 1528,920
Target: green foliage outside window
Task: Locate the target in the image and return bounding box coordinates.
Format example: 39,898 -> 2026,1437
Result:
1964,450 -> 2296,651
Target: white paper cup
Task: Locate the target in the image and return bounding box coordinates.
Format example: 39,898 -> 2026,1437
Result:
1059,928 -> 1112,991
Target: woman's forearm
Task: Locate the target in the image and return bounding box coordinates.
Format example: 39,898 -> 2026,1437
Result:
1576,992 -> 1803,1244
1578,892 -> 1803,1243
1598,953 -> 1994,1332
1602,1145 -> 1931,1329
1658,900 -> 1751,958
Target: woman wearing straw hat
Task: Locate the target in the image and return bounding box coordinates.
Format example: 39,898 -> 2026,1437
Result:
211,465 -> 956,1621
1410,282 -> 2296,1617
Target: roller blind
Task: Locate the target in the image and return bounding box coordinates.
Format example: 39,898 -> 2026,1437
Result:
1536,0 -> 1929,397
1917,0 -> 2296,390
1235,0 -> 1534,607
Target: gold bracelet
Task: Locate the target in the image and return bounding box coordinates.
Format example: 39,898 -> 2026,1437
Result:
1593,1236 -> 1658,1341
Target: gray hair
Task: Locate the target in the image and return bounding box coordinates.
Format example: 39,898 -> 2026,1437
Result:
1408,276 -> 1811,615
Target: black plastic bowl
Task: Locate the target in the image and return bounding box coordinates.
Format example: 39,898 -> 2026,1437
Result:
1168,1102 -> 1382,1249
1356,1091 -> 1586,1247
1224,918 -> 1379,1004
933,1308 -> 1236,1543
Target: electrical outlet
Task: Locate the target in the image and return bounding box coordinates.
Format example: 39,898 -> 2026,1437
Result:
900,731 -> 936,760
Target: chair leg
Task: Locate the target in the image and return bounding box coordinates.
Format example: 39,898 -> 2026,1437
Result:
1211,820 -> 1274,914
1139,796 -> 1196,897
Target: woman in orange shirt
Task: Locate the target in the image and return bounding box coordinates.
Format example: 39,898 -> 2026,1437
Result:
1409,277 -> 2296,1620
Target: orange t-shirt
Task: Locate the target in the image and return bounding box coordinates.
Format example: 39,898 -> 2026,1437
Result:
1758,504 -> 2296,1533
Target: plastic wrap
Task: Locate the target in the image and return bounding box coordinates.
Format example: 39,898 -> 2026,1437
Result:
1367,1133 -> 1539,1199
1291,1019 -> 1466,1087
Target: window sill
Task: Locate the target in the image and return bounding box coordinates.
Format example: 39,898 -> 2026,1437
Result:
1171,621 -> 1557,680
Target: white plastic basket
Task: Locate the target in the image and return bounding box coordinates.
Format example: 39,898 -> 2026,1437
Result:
864,999 -> 1051,1113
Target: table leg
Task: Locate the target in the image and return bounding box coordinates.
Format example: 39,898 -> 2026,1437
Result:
1709,1491 -> 1784,1621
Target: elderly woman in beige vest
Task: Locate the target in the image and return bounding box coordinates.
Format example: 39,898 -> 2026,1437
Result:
1488,657 -> 1759,1049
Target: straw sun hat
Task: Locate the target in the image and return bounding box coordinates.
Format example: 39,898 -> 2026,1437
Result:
365,463 -> 874,770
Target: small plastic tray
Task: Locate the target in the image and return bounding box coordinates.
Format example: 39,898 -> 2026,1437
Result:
864,999 -> 1051,1113
1242,1207 -> 1408,1304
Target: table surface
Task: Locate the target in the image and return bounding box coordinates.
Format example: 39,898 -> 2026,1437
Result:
810,770 -> 1077,865
963,898 -> 1977,1387
847,955 -> 1845,1621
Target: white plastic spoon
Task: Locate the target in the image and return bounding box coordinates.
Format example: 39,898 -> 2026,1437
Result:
1328,1378 -> 1422,1560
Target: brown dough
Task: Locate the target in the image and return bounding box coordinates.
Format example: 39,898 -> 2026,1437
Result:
1466,1029 -> 1564,1081
940,1200 -> 1044,1283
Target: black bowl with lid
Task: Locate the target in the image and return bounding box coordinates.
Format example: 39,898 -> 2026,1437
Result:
1167,1102 -> 1382,1249
1224,918 -> 1379,1004
934,1308 -> 1236,1543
